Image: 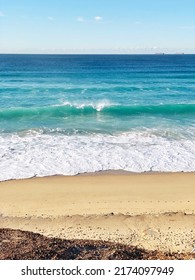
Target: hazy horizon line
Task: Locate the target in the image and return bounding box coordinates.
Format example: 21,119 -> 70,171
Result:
0,52 -> 194,55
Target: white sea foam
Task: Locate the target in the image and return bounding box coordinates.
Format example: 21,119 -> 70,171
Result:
54,99 -> 117,111
0,132 -> 195,181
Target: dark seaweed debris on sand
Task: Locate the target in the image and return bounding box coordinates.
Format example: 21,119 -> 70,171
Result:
0,228 -> 194,260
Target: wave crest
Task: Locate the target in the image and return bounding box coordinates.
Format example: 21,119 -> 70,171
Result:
0,103 -> 195,120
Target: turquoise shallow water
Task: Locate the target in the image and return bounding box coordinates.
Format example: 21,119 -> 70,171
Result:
0,54 -> 195,180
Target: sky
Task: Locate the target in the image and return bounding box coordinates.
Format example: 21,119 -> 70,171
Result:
0,0 -> 195,54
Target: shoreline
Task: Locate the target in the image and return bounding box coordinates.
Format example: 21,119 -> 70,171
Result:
1,169 -> 195,182
0,172 -> 195,255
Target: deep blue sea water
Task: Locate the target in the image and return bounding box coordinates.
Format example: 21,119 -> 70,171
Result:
0,54 -> 195,180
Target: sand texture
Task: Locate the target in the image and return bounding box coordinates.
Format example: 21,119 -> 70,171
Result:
0,173 -> 195,257
0,228 -> 193,260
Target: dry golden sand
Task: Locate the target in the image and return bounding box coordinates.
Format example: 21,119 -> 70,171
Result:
0,172 -> 195,254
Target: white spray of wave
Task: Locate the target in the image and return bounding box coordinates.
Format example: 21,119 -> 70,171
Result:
53,99 -> 117,111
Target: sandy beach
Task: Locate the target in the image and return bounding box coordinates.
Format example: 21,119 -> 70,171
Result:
0,172 -> 195,257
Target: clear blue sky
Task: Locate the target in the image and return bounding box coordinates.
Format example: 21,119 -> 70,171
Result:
0,0 -> 195,53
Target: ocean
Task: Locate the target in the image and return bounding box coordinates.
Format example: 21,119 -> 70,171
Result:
0,54 -> 195,181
